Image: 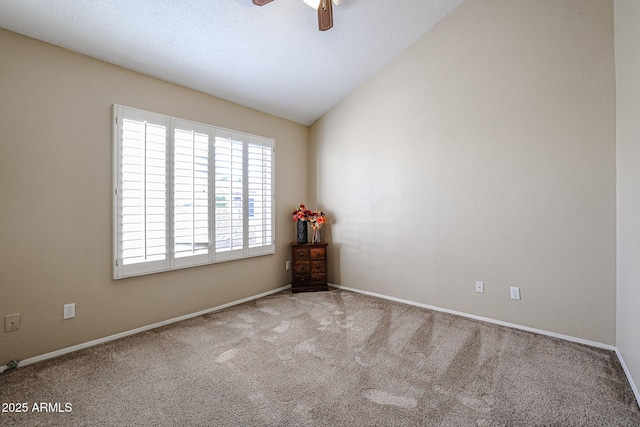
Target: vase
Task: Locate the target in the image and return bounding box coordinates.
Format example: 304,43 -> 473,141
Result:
296,220 -> 308,244
312,227 -> 321,244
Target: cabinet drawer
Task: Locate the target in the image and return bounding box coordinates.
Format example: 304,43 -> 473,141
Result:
294,248 -> 310,259
294,274 -> 311,285
311,261 -> 326,273
310,274 -> 326,285
294,261 -> 310,273
310,248 -> 325,259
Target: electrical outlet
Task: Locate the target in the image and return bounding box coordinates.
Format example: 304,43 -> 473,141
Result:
4,313 -> 20,332
63,303 -> 75,320
475,281 -> 484,294
285,261 -> 291,271
510,287 -> 521,300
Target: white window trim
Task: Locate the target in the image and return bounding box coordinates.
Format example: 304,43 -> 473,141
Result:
113,105 -> 275,279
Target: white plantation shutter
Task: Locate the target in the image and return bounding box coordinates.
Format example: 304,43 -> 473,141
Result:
173,121 -> 210,267
247,135 -> 274,256
115,107 -> 169,277
214,131 -> 245,260
114,105 -> 274,279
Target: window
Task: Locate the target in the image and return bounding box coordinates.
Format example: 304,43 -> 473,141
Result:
113,105 -> 274,279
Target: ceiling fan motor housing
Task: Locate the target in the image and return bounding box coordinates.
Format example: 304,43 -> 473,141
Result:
253,0 -> 339,31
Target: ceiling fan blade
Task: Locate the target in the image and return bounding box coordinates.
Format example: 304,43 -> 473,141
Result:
252,0 -> 273,5
318,0 -> 333,31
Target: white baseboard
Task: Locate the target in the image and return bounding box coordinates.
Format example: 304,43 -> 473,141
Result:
0,285 -> 291,373
616,348 -> 640,406
329,283 -> 616,350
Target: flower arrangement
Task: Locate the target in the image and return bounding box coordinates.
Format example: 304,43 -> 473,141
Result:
307,210 -> 327,230
292,204 -> 313,222
292,204 -> 327,243
308,211 -> 326,243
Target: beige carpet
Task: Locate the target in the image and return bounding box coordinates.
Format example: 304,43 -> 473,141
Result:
1,289 -> 638,426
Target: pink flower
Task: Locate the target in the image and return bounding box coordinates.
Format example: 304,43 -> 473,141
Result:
292,204 -> 311,222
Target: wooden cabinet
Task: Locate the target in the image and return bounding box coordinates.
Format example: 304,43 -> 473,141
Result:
291,242 -> 328,293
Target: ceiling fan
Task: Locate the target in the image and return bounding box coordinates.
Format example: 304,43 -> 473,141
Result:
253,0 -> 342,31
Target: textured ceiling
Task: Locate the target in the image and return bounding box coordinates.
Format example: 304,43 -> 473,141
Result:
0,0 -> 464,125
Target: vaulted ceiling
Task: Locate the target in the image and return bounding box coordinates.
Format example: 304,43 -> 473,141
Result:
0,0 -> 464,125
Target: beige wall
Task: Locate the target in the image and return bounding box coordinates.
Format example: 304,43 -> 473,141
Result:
310,0 -> 616,344
0,29 -> 308,363
615,0 -> 640,396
